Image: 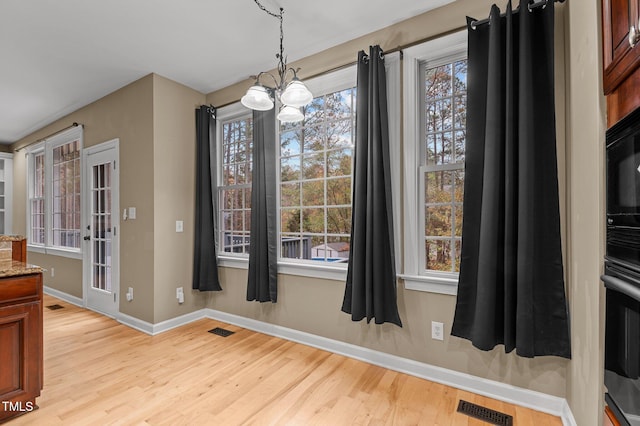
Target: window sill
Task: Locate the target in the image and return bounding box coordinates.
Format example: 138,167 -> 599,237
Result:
399,274 -> 458,295
277,261 -> 347,282
218,255 -> 249,270
28,245 -> 82,260
217,256 -> 348,282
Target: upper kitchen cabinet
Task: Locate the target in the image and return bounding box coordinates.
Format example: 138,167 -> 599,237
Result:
603,0 -> 640,126
603,0 -> 640,93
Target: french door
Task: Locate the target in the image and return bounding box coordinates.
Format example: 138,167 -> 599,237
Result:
83,140 -> 119,317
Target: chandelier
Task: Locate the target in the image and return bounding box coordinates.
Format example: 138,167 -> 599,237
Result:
240,0 -> 313,123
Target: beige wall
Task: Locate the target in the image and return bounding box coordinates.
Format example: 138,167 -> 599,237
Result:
12,75 -> 157,323
207,268 -> 567,396
152,74 -> 206,322
205,0 -> 575,400
564,1 -> 607,426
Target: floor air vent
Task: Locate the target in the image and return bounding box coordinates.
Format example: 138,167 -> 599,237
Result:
46,304 -> 65,310
456,400 -> 513,426
208,327 -> 235,337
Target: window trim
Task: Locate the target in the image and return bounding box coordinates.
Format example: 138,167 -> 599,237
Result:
216,102 -> 253,262
277,66 -> 357,269
26,126 -> 83,259
277,53 -> 401,281
27,144 -> 45,248
402,30 -> 467,294
216,103 -> 252,268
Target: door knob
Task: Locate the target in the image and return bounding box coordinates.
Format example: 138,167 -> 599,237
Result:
83,235 -> 91,241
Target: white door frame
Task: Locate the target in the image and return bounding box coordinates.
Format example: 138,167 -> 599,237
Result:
82,139 -> 120,318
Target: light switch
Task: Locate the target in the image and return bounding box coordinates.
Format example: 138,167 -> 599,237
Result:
176,220 -> 183,233
128,207 -> 136,220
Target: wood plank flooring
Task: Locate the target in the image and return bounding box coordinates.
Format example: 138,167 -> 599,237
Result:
7,295 -> 563,425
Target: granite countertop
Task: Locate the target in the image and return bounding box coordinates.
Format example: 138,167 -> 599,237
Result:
0,235 -> 26,242
0,260 -> 44,278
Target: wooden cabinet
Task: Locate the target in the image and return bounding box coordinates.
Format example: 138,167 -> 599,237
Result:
603,0 -> 640,93
603,0 -> 640,126
0,272 -> 43,421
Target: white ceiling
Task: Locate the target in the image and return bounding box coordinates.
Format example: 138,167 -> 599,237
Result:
0,0 -> 453,144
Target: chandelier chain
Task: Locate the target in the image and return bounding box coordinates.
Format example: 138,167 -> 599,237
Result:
252,0 -> 281,19
242,0 -> 312,122
252,0 -> 287,88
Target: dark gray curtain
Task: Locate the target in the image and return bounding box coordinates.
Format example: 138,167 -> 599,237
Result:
192,105 -> 222,292
342,46 -> 402,327
247,108 -> 278,302
451,1 -> 570,358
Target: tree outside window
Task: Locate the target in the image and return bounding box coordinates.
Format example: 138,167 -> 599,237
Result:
423,59 -> 467,273
280,88 -> 356,263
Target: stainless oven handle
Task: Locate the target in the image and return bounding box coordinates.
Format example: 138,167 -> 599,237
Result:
601,274 -> 640,303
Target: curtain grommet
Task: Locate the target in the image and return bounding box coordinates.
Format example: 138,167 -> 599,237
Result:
528,0 -> 547,12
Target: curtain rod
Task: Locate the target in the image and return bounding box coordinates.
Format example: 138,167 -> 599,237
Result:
15,122 -> 82,152
470,0 -> 566,29
213,0 -> 566,110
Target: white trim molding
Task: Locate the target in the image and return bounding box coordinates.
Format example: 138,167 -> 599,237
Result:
401,30 -> 467,294
202,308 -> 575,426
117,310 -> 207,336
44,285 -> 84,307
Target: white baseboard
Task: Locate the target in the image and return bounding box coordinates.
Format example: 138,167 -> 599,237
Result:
44,286 -> 84,307
202,308 -> 576,426
117,312 -> 155,335
117,309 -> 207,336
42,287 -> 576,426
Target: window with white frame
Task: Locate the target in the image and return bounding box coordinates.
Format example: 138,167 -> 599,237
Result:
30,152 -> 45,245
279,85 -> 356,264
217,109 -> 253,255
402,31 -> 467,293
215,68 -> 358,272
423,57 -> 467,273
214,62 -> 404,281
27,126 -> 83,255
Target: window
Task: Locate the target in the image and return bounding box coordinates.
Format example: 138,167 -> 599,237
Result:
27,126 -> 83,256
402,31 -> 467,294
52,140 -> 81,248
214,64 -> 401,280
30,152 -> 45,245
217,107 -> 253,256
422,59 -> 466,273
279,86 -> 355,264
215,68 -> 359,277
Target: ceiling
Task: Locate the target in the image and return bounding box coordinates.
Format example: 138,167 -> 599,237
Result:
0,0 -> 453,145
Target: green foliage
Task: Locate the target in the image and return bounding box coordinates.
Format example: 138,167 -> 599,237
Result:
279,88 -> 355,260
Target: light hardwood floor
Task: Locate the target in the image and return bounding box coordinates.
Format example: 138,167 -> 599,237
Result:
7,295 -> 563,425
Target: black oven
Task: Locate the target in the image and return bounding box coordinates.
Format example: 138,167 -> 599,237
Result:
604,107 -> 640,426
602,263 -> 640,426
607,107 -> 640,267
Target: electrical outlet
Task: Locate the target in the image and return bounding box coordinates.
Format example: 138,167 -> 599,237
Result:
431,321 -> 444,341
176,220 -> 183,233
126,287 -> 133,302
51,267 -> 55,277
176,287 -> 184,304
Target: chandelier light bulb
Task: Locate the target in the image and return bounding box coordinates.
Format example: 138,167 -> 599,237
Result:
277,105 -> 304,123
280,78 -> 313,107
241,85 -> 274,111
